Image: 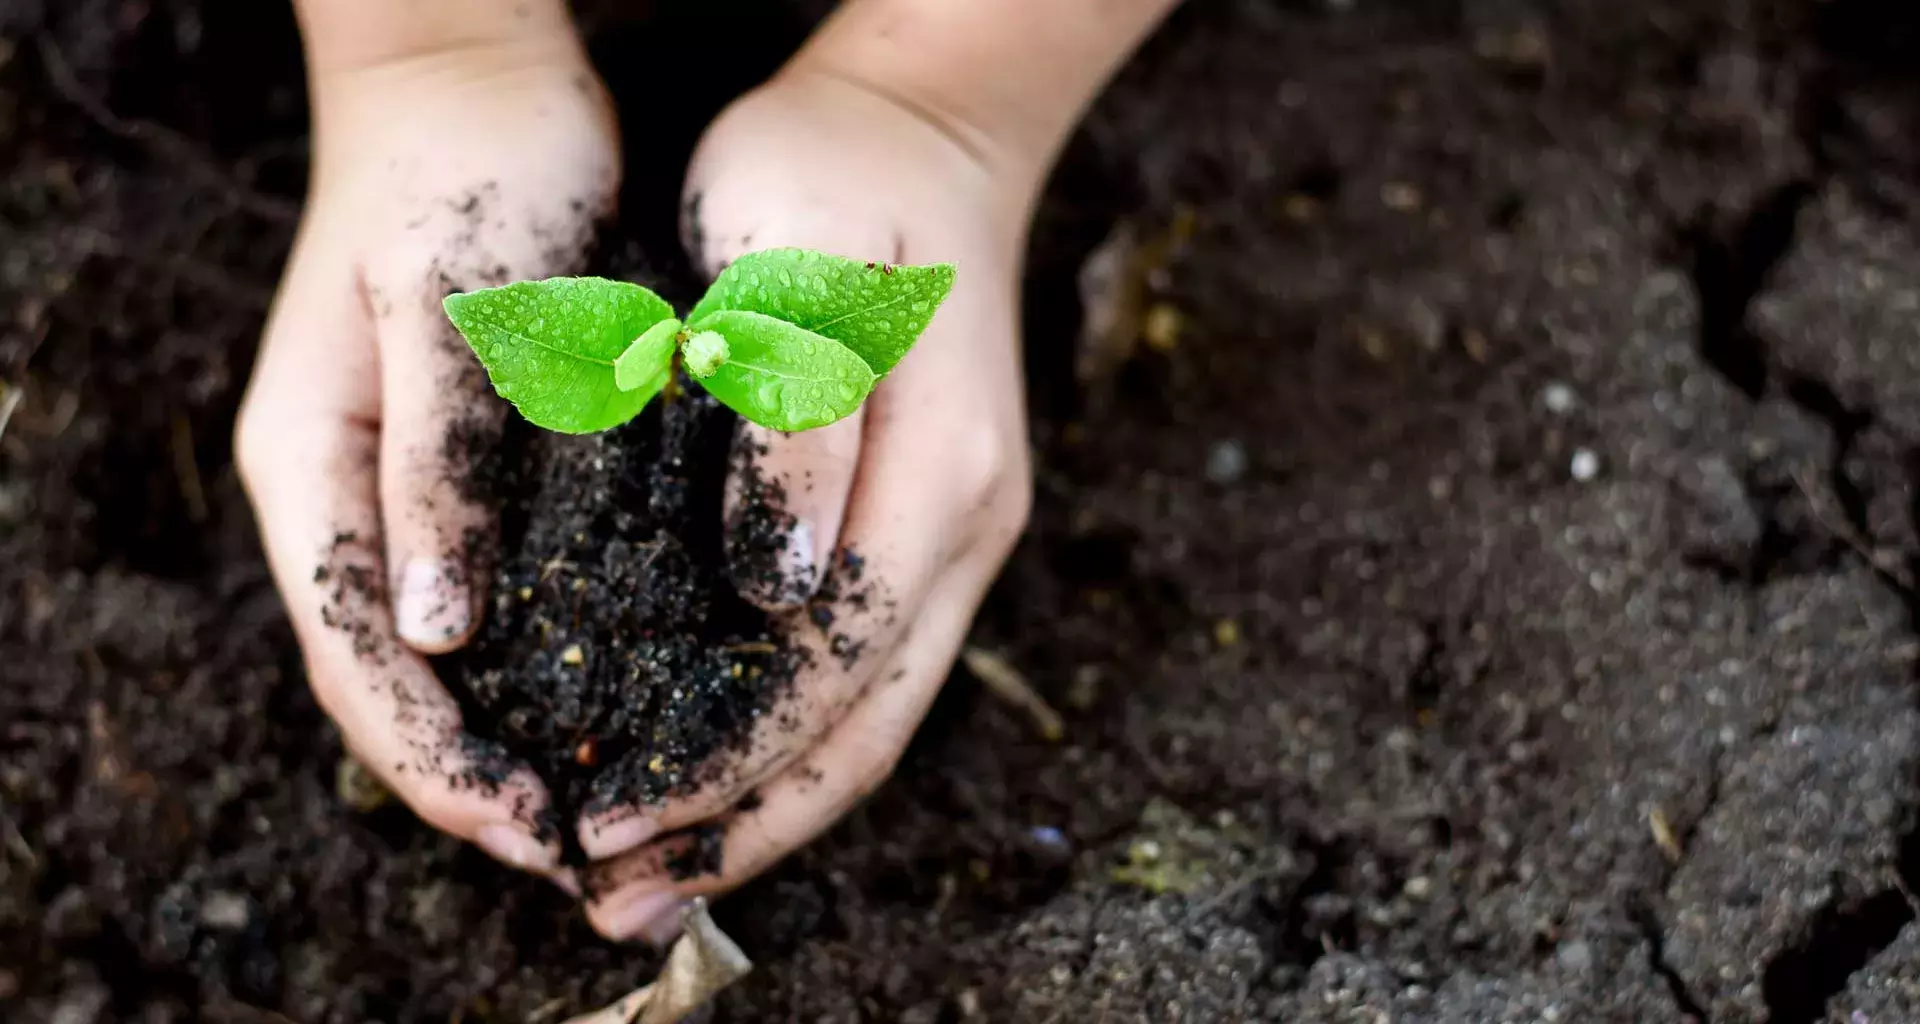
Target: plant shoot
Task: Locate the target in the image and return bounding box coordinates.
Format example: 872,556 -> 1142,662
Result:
443,248 -> 955,434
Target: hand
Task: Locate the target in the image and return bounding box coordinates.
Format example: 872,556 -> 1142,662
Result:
235,40 -> 617,877
574,68 -> 1035,942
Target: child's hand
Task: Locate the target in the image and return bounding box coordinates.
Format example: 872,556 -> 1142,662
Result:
574,69 -> 1035,942
235,37 -> 616,877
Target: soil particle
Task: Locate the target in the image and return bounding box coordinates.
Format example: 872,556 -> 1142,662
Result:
722,433 -> 812,606
999,894 -> 1270,1020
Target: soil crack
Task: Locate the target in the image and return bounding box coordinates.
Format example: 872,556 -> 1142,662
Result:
1760,889 -> 1913,1024
1633,902 -> 1711,1023
1680,177 -> 1816,401
1672,151 -> 1920,1024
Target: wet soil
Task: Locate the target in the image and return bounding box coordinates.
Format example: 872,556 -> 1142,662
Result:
10,0 -> 1920,1021
439,382 -> 811,848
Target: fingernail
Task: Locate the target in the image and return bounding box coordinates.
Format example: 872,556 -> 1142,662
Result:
580,814 -> 661,860
550,868 -> 582,898
599,890 -> 687,944
477,825 -> 559,872
395,558 -> 470,648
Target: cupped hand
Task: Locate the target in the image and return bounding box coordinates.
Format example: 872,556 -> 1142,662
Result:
575,68 -> 1035,942
236,42 -> 617,877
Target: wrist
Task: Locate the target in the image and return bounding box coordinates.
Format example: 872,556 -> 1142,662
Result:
734,67 -> 1042,258
297,0 -> 587,92
783,43 -> 1054,199
785,0 -> 1181,193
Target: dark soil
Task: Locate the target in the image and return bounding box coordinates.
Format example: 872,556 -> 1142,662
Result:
439,381 -> 812,844
11,1 -> 1920,1022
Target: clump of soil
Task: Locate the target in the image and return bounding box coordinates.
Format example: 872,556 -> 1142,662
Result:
438,383 -> 812,839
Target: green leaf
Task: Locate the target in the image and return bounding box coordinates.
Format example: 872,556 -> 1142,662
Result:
686,248 -> 955,375
443,277 -> 673,434
615,317 -> 681,397
688,310 -> 875,432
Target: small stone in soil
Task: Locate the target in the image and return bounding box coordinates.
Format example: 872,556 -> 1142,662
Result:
1541,381 -> 1578,414
1556,939 -> 1594,972
199,890 -> 250,931
1570,447 -> 1601,481
1206,439 -> 1248,484
1028,825 -> 1070,853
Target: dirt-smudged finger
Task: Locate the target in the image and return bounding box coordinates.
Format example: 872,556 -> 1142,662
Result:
724,414 -> 864,609
369,277 -> 503,655
237,242 -> 559,874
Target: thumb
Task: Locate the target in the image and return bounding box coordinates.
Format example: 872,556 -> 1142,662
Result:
373,275 -> 504,653
724,413 -> 864,608
681,202 -> 900,610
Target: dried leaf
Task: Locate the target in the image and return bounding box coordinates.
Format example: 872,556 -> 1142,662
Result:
560,899 -> 751,1024
1075,221 -> 1146,385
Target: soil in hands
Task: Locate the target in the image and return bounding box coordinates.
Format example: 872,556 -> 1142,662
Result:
432,373 -> 821,857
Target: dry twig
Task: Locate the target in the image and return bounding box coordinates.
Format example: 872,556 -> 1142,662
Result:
1792,467 -> 1914,591
963,647 -> 1065,741
0,383 -> 23,445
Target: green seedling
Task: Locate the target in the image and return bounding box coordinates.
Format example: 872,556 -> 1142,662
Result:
443,248 -> 955,434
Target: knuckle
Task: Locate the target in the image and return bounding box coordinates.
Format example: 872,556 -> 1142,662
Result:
954,437 -> 1031,558
950,430 -> 1023,511
995,460 -> 1035,534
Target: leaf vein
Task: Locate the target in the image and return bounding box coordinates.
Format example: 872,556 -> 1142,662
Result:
802,290 -> 915,335
472,316 -> 613,367
727,358 -> 858,384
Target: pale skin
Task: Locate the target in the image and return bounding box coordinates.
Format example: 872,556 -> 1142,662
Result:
237,0 -> 1181,943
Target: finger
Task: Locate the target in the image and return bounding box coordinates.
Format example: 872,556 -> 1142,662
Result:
581,548 -> 1002,942
370,276 -> 505,655
578,271 -> 1022,859
724,413 -> 864,608
237,242 -> 562,874
681,190 -> 899,611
